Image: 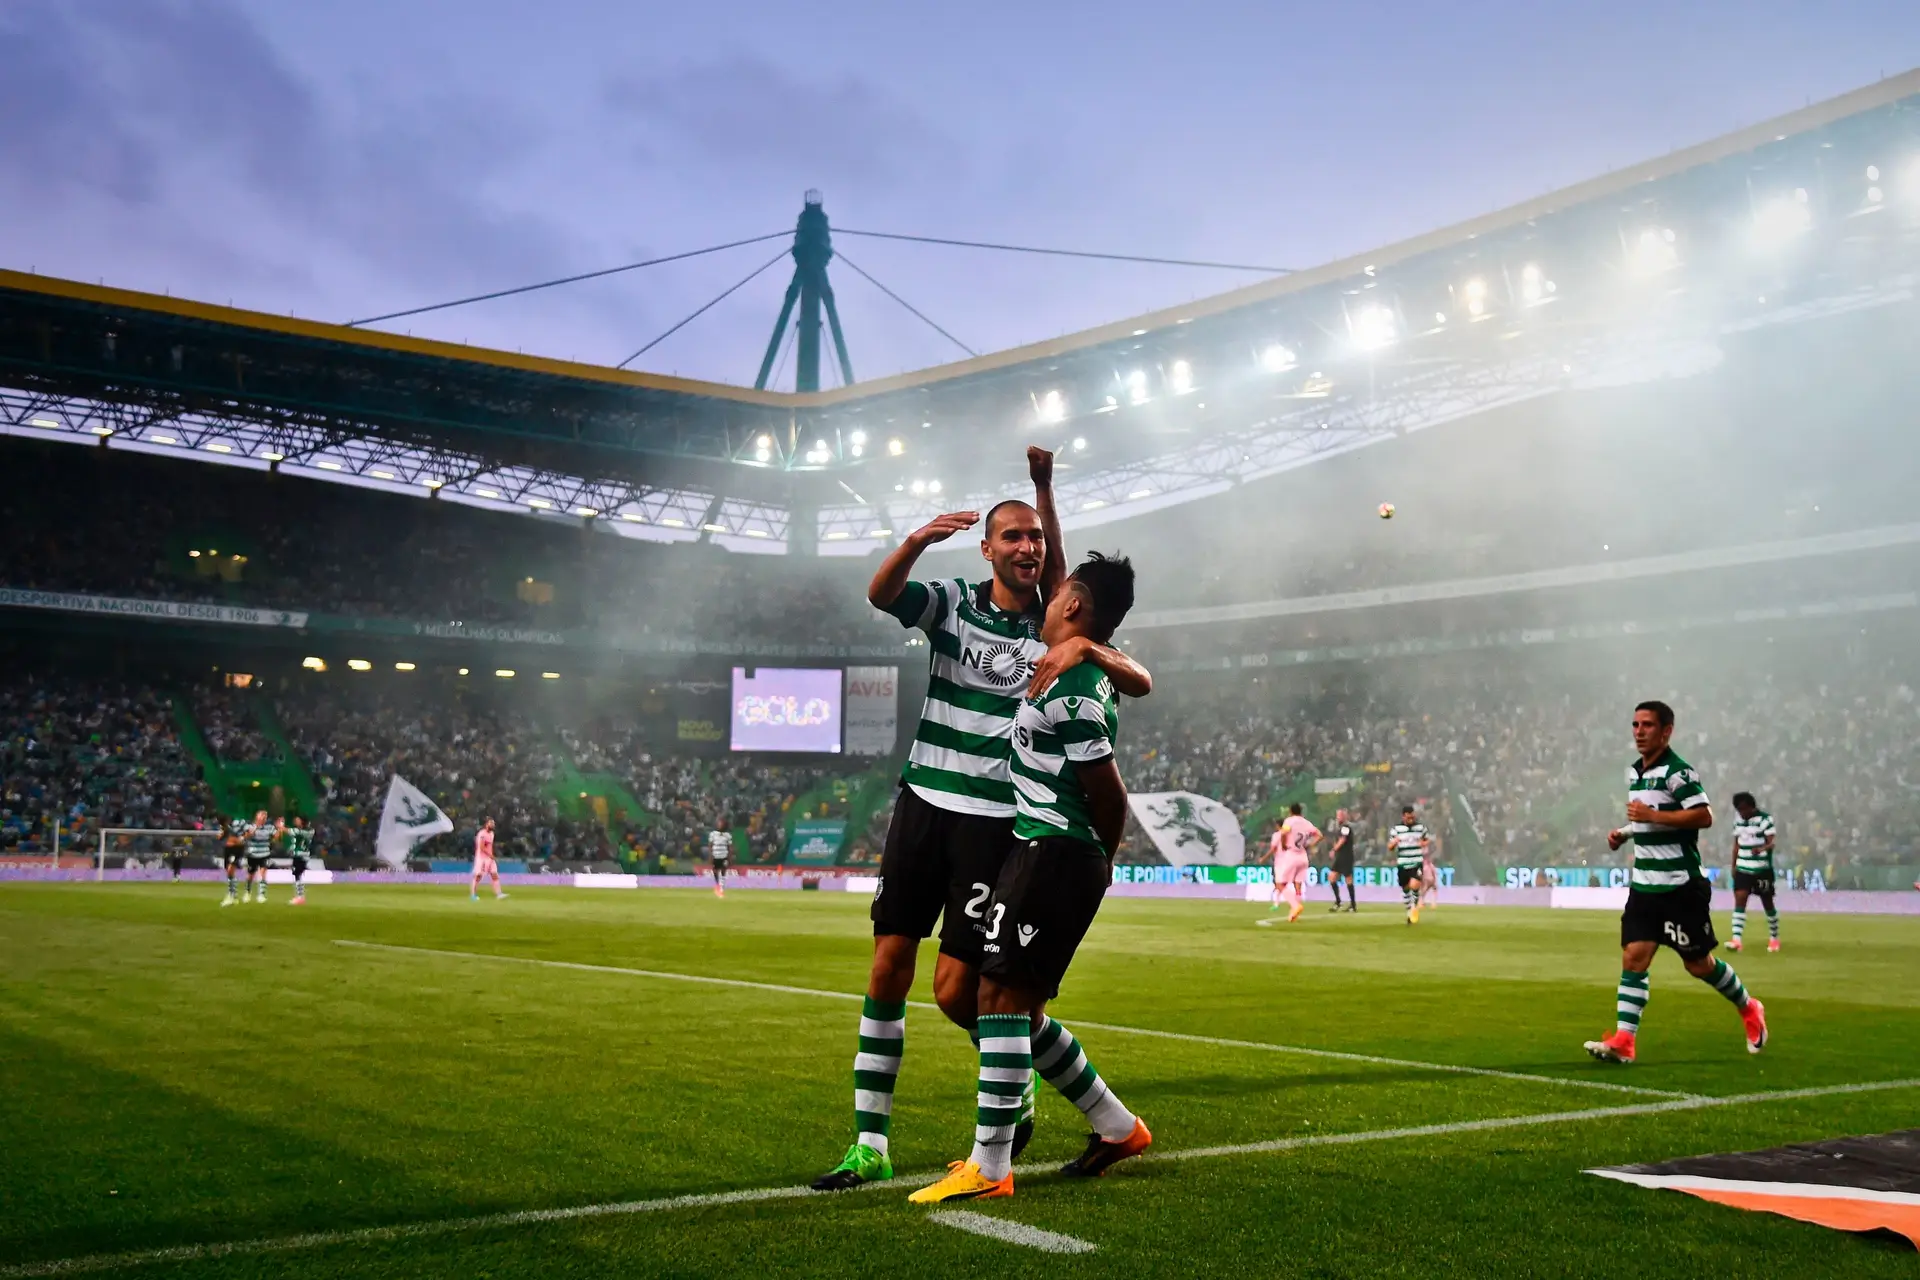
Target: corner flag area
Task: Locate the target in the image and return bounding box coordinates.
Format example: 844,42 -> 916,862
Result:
4,884 -> 1917,1277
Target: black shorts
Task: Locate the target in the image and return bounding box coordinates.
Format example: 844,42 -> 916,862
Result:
871,785 -> 1015,965
291,857 -> 308,878
224,848 -> 243,869
711,858 -> 730,874
246,854 -> 269,873
978,836 -> 1111,1000
1331,848 -> 1354,876
1397,864 -> 1422,890
1732,870 -> 1775,897
1620,880 -> 1717,960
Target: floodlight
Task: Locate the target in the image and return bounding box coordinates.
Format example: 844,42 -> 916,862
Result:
1463,277 -> 1489,317
1752,191 -> 1812,249
1350,304 -> 1396,351
1168,359 -> 1194,394
1036,389 -> 1067,424
1260,343 -> 1297,373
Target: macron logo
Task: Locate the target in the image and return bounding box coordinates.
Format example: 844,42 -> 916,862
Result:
1017,924 -> 1037,948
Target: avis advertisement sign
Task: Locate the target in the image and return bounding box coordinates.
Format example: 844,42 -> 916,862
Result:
843,666 -> 898,757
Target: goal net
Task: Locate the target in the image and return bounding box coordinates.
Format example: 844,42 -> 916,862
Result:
93,827 -> 227,882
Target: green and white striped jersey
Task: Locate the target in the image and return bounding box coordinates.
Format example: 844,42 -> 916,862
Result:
1733,811 -> 1776,875
1011,664 -> 1118,850
244,823 -> 274,859
1389,823 -> 1429,869
707,829 -> 734,861
284,827 -> 312,859
885,578 -> 1047,817
1626,748 -> 1710,892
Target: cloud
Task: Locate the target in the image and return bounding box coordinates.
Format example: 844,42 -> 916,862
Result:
0,0 -> 615,318
605,55 -> 964,194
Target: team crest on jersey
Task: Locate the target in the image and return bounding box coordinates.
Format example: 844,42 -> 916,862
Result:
965,641 -> 1036,688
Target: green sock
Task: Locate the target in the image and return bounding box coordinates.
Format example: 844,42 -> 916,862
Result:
1701,959 -> 1750,1010
854,996 -> 905,1156
970,1014 -> 1030,1180
1616,969 -> 1649,1034
1031,1017 -> 1136,1141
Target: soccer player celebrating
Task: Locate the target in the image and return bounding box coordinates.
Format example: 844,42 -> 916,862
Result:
470,818 -> 506,901
1326,808 -> 1356,912
1388,806 -> 1430,924
1584,701 -> 1768,1065
1258,804 -> 1319,925
910,552 -> 1151,1204
242,810 -> 273,904
1727,792 -> 1780,953
286,816 -> 313,906
220,814 -> 247,906
812,449 -> 1152,1193
707,817 -> 733,899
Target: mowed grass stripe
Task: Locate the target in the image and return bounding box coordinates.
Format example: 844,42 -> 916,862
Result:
8,1076 -> 1914,1279
333,938 -> 1692,1098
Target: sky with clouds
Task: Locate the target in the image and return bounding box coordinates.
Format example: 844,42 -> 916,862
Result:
3,0 -> 1915,386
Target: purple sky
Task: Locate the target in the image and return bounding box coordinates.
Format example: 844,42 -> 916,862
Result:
4,1 -> 1915,387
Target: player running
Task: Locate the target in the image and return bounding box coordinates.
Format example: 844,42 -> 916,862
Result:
707,818 -> 733,899
470,818 -> 506,901
1727,792 -> 1780,953
910,552 -> 1151,1204
1326,808 -> 1356,912
1388,806 -> 1430,924
1258,805 -> 1319,925
220,814 -> 247,906
812,449 -> 1153,1194
1584,700 -> 1768,1065
285,816 -> 314,906
242,810 -> 273,904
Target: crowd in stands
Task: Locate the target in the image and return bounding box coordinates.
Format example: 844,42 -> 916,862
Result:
0,674 -> 213,853
3,621 -> 1916,885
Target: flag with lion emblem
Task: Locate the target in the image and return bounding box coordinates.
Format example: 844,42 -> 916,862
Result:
1127,791 -> 1246,866
375,775 -> 454,869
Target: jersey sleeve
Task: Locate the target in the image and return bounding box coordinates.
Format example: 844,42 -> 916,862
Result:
881,579 -> 951,634
1758,814 -> 1777,839
1668,765 -> 1709,809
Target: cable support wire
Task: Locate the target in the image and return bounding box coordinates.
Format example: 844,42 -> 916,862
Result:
836,227 -> 1292,275
344,231 -> 791,327
616,248 -> 791,370
833,251 -> 976,358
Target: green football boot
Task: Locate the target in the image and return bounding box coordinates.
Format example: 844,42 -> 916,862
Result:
810,1143 -> 893,1191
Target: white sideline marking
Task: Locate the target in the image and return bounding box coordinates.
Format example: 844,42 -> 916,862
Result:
7,1077 -> 1915,1278
929,1210 -> 1097,1254
332,939 -> 1690,1099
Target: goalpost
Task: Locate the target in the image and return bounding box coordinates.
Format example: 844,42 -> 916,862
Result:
94,828 -> 226,882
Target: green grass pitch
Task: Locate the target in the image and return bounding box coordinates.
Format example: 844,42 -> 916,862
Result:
3,884 -> 1918,1277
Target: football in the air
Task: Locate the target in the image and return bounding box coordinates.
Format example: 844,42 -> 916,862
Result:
1378,502 -> 1396,520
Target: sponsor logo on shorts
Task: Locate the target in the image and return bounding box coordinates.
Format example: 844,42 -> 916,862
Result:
1017,924 -> 1037,947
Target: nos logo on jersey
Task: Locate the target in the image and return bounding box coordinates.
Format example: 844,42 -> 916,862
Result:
963,641 -> 1034,689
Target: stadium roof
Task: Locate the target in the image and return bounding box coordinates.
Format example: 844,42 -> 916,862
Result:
4,67 -> 1917,551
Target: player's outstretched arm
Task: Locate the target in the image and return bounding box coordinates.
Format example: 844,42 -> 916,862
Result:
1028,446 -> 1066,602
867,511 -> 979,610
1027,639 -> 1153,700
1076,756 -> 1130,858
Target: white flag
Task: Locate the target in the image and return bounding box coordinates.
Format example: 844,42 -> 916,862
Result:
1127,791 -> 1247,866
376,775 -> 454,869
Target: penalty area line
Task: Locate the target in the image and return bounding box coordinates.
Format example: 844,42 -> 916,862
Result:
7,1077 -> 1916,1278
330,939 -> 1690,1099
929,1209 -> 1097,1253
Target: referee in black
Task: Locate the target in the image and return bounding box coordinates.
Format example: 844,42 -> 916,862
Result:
1326,808 -> 1356,911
